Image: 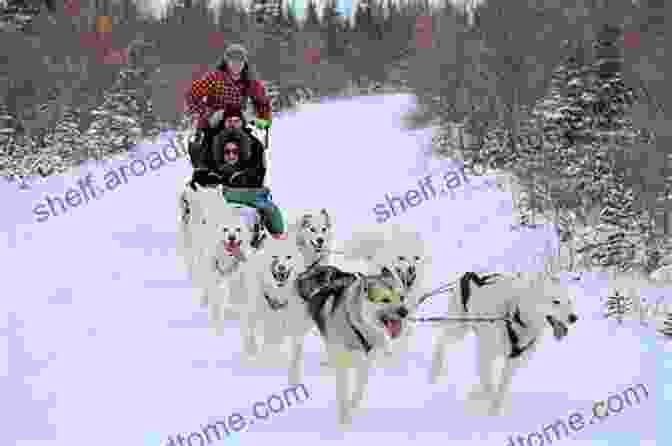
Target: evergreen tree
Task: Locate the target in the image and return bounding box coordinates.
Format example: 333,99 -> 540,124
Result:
304,0 -> 321,31
604,290 -> 633,324
321,0 -> 347,59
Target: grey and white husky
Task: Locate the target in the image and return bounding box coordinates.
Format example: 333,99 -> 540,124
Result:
289,265 -> 410,426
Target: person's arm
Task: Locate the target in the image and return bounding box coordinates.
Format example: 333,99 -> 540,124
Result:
185,72 -> 218,128
216,165 -> 241,187
249,80 -> 272,122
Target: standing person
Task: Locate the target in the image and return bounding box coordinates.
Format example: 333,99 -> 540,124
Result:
185,43 -> 272,156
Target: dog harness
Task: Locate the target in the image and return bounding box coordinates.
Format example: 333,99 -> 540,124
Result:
460,272 -> 501,312
505,307 -> 537,359
180,195 -> 191,224
345,307 -> 373,354
263,293 -> 288,311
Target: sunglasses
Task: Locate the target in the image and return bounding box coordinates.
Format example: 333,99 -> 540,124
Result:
223,149 -> 240,156
367,286 -> 403,305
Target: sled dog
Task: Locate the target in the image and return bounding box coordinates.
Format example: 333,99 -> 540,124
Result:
177,182 -> 214,295
244,236 -> 306,354
341,225 -> 432,359
182,183 -> 259,337
295,209 -> 334,268
290,264 -> 410,426
429,271 -> 579,415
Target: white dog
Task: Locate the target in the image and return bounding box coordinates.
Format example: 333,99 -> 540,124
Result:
294,209 -> 335,268
177,182 -> 212,297
429,270 -> 579,415
181,184 -> 259,340
244,236 -> 306,355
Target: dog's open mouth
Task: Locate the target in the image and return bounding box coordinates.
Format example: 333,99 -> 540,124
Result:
380,316 -> 403,339
223,239 -> 241,254
309,240 -> 324,251
546,315 -> 568,340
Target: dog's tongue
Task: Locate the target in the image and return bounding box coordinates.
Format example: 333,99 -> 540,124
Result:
384,319 -> 402,338
223,240 -> 241,255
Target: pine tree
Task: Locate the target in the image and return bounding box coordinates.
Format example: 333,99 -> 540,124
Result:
604,290 -> 633,324
657,313 -> 672,338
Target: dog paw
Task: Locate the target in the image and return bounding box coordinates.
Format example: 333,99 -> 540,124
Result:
338,412 -> 353,427
488,401 -> 505,416
350,396 -> 366,411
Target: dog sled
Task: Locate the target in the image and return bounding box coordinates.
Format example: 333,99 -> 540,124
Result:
181,117 -> 273,248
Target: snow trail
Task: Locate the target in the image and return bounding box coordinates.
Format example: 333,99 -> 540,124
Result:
1,94 -> 663,445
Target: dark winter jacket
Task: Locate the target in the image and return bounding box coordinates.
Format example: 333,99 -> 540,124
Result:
191,128 -> 265,188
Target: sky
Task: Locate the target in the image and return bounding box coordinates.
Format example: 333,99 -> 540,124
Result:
2,93 -> 669,446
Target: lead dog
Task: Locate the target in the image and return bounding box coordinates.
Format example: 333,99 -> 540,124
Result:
429,270 -> 579,415
341,226 -> 431,360
290,265 -> 410,426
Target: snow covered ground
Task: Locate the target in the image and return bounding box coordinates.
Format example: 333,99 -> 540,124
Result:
1,94 -> 669,446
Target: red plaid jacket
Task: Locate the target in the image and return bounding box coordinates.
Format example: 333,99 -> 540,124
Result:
185,69 -> 272,129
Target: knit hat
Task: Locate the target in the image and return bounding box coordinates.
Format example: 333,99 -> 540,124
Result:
223,44 -> 248,63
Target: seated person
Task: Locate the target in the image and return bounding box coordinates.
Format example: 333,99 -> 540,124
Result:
190,129 -> 286,240
188,104 -> 266,187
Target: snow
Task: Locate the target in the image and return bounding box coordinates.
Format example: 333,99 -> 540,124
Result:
1,94 -> 667,445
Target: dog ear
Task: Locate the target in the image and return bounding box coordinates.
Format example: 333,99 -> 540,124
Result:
320,208 -> 331,227
380,266 -> 397,281
299,214 -> 313,228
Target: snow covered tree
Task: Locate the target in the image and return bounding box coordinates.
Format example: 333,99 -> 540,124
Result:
657,313 -> 672,338
604,290 -> 633,324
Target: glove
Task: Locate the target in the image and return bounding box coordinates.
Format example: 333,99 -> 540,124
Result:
192,169 -> 223,187
254,118 -> 271,130
228,170 -> 247,186
208,110 -> 226,128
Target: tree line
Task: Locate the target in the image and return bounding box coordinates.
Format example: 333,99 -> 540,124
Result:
401,0 -> 672,273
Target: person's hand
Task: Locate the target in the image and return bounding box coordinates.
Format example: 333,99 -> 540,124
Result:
229,169 -> 252,186
254,118 -> 271,130
208,109 -> 226,128
192,170 -> 222,187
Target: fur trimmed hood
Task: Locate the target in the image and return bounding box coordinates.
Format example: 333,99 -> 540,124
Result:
212,128 -> 252,166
